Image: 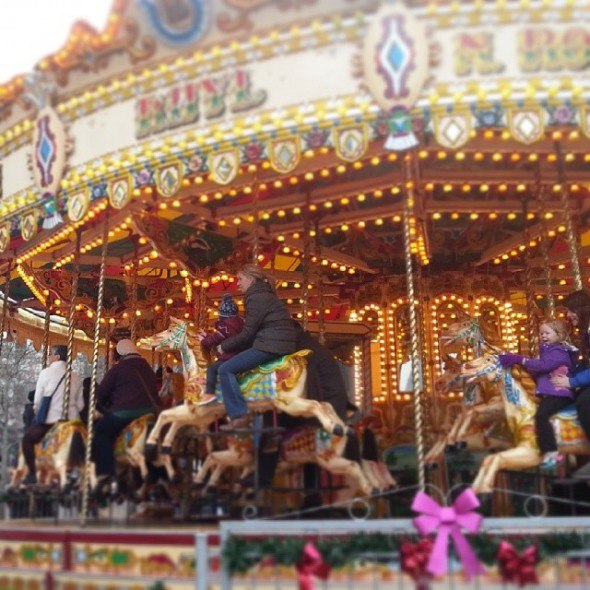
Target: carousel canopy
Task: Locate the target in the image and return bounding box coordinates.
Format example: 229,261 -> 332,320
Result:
0,0 -> 587,339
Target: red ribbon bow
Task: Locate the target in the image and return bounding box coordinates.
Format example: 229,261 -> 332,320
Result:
401,538 -> 434,589
497,541 -> 539,587
296,542 -> 330,590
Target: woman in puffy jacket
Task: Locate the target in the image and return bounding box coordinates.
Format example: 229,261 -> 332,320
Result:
217,264 -> 296,429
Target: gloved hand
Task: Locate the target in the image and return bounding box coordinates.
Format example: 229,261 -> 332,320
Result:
498,353 -> 525,368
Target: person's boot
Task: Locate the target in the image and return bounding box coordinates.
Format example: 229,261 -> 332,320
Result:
22,473 -> 37,485
573,462 -> 590,479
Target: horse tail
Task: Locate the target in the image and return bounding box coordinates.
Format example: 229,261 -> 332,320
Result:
68,430 -> 86,466
343,433 -> 361,463
361,428 -> 380,461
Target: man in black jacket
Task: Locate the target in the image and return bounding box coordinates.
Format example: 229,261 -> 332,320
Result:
91,340 -> 160,489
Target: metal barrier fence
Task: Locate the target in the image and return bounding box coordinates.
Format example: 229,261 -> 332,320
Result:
219,517 -> 590,590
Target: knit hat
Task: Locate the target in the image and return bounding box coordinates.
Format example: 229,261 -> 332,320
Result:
218,294 -> 239,317
116,339 -> 139,356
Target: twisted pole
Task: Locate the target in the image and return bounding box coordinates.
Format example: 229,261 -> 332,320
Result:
554,141 -> 583,290
62,230 -> 81,421
41,300 -> 52,369
129,243 -> 139,342
535,166 -> 555,317
314,221 -> 326,344
0,263 -> 12,364
522,199 -> 539,356
81,209 -> 110,525
251,171 -> 261,263
302,193 -> 311,330
402,153 -> 426,491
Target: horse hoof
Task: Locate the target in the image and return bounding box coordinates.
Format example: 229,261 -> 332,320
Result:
161,446 -> 172,455
144,443 -> 157,460
332,424 -> 344,437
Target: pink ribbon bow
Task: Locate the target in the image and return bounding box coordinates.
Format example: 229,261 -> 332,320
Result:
411,488 -> 485,580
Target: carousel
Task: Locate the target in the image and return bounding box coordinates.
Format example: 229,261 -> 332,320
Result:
0,0 -> 590,587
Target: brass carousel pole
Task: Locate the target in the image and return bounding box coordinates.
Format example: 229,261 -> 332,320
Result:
62,230 -> 82,420
129,243 -> 139,342
301,194 -> 311,330
536,167 -> 555,317
0,263 -> 11,362
0,263 -> 12,503
314,221 -> 326,344
402,153 -> 426,491
81,209 -> 110,525
522,199 -> 539,357
251,171 -> 261,264
554,140 -> 583,290
41,300 -> 52,369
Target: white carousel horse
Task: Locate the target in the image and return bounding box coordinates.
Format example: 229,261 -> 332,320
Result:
460,351 -> 590,493
191,431 -> 254,492
141,318 -> 375,496
424,317 -> 510,466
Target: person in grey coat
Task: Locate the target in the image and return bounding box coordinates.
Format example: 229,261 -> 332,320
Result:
217,264 -> 296,429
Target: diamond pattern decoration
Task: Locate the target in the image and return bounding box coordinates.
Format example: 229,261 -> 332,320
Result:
0,224 -> 10,253
109,177 -> 131,210
215,158 -> 232,182
269,137 -> 300,173
67,191 -> 90,223
21,213 -> 38,242
208,150 -> 239,185
156,162 -> 183,198
32,107 -> 67,197
434,112 -> 470,149
509,109 -> 544,144
334,125 -> 368,162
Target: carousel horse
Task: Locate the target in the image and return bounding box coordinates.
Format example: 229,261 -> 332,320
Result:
87,412 -> 172,498
142,318 -> 375,496
460,351 -> 590,493
424,317 -> 510,466
193,417 -> 397,497
10,420 -> 87,489
192,433 -> 254,491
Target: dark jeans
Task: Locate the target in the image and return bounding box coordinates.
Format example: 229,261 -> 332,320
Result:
22,423 -> 53,475
218,348 -> 280,419
205,359 -> 224,394
91,413 -> 137,477
575,386 -> 590,440
536,395 -> 573,454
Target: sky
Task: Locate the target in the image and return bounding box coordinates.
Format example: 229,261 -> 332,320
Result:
0,0 -> 113,83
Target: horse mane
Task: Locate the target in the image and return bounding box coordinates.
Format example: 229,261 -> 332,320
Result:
509,365 -> 537,397
186,324 -> 212,367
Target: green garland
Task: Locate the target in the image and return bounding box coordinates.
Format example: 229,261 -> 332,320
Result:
223,532 -> 590,575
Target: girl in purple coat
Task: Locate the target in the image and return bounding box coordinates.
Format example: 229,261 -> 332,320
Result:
198,294 -> 244,405
499,318 -> 576,469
